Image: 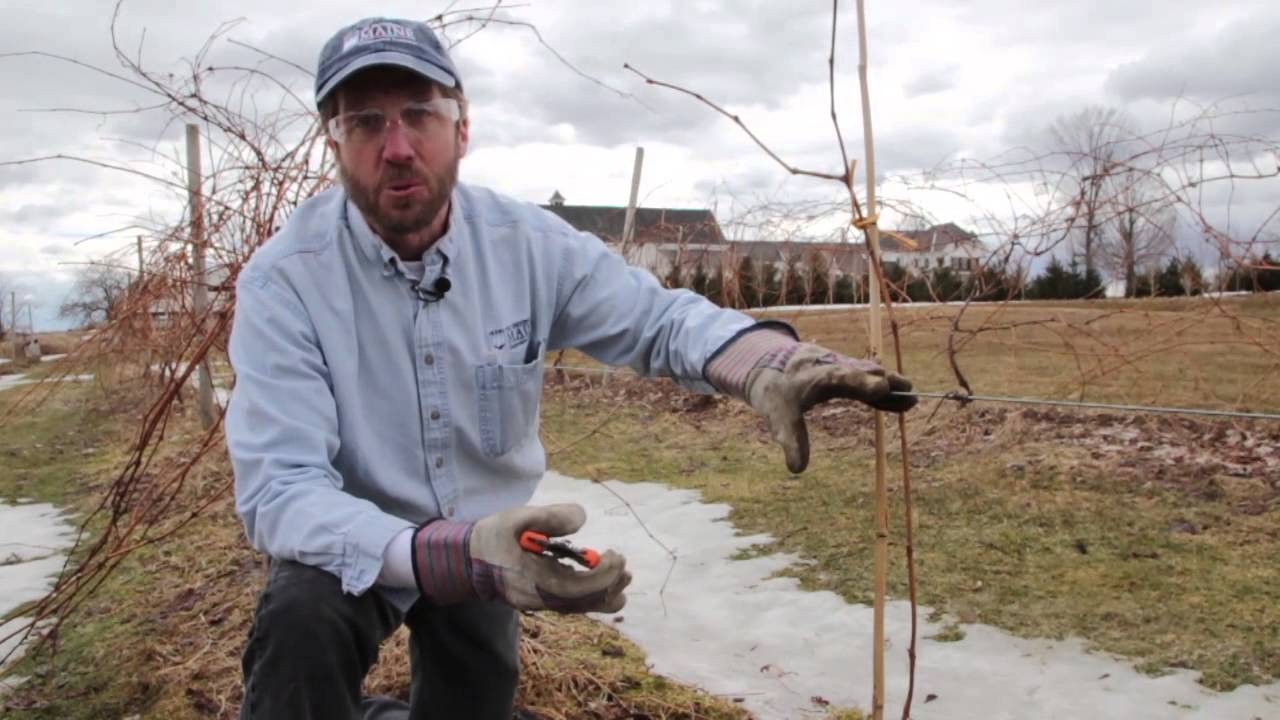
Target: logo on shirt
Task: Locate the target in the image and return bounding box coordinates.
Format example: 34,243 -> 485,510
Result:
488,318 -> 531,352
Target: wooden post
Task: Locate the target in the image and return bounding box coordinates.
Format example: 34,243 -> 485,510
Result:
186,124 -> 215,429
137,234 -> 154,379
620,146 -> 645,259
855,2 -> 889,718
10,291 -> 18,359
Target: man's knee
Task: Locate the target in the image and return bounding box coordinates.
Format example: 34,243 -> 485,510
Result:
244,560 -> 394,673
241,561 -> 400,719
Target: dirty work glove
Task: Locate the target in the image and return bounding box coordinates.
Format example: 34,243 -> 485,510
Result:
411,503 -> 630,613
706,325 -> 917,473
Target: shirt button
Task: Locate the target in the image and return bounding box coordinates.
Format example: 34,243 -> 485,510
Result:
445,504 -> 456,517
423,353 -> 435,366
430,409 -> 441,421
435,456 -> 444,469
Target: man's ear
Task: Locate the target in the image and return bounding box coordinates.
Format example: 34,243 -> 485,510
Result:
457,115 -> 470,158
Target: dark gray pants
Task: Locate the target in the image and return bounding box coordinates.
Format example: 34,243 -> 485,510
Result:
239,559 -> 519,720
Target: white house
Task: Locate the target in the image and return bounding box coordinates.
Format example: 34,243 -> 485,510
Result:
878,223 -> 986,277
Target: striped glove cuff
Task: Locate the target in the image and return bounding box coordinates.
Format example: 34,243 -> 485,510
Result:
704,324 -> 799,401
410,519 -> 478,605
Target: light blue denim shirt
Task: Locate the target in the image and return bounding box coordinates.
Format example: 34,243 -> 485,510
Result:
225,183 -> 756,607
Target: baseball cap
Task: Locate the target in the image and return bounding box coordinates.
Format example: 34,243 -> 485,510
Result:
315,17 -> 460,106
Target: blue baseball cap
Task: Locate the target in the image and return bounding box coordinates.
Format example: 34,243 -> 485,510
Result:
315,17 -> 460,107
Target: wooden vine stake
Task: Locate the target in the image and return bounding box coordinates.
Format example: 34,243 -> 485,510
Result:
854,2 -> 890,718
623,4 -> 919,716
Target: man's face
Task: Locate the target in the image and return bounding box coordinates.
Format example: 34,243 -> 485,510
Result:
328,68 -> 470,246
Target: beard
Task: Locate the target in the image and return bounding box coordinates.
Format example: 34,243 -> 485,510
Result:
339,148 -> 461,251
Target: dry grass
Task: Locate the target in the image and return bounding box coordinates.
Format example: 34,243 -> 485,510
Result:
540,369 -> 1279,692
0,380 -> 756,720
4,294 -> 1277,717
754,293 -> 1280,412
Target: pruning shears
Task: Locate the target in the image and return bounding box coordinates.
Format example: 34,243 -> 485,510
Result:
519,530 -> 601,569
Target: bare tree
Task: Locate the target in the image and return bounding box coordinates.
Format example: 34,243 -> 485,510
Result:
1050,106 -> 1134,276
59,264 -> 131,328
1101,168 -> 1176,296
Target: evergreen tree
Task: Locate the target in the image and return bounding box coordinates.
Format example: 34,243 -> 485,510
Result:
737,256 -> 760,307
663,261 -> 683,290
1070,260 -> 1104,299
1134,271 -> 1154,297
881,263 -> 907,302
905,274 -> 931,301
706,266 -> 724,305
1029,257 -> 1074,299
963,266 -> 1014,301
1180,257 -> 1205,296
833,275 -> 857,303
690,263 -> 710,297
1156,258 -> 1185,296
805,253 -> 832,304
931,267 -> 963,301
1262,253 -> 1280,292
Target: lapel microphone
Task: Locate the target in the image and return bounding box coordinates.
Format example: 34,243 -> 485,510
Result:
413,255 -> 451,303
415,276 -> 451,303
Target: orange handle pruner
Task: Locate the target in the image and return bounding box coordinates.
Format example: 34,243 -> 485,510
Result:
519,530 -> 601,569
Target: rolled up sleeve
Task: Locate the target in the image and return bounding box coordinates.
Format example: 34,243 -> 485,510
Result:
226,269 -> 413,595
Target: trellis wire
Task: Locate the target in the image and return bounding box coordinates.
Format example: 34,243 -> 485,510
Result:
893,391 -> 1280,421
544,365 -> 1280,421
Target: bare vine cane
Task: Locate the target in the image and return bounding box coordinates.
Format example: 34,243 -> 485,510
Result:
627,2 -> 922,717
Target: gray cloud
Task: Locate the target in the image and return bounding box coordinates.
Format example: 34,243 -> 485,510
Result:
6,202 -> 64,226
904,67 -> 957,98
952,0 -> 1229,50
2,0 -> 1278,263
456,1 -> 853,149
1105,16 -> 1280,104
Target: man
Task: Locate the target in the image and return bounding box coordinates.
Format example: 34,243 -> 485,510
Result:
225,16 -> 915,720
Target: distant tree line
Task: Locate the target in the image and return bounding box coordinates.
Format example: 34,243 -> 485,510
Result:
664,255 -> 862,308
1220,253 -> 1280,293
664,250 -> 1280,308
1023,258 -> 1106,300
664,255 -> 1027,307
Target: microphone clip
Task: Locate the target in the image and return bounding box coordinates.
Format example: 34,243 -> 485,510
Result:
415,276 -> 452,303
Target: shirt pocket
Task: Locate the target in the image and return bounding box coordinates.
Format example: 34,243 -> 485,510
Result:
475,348 -> 544,458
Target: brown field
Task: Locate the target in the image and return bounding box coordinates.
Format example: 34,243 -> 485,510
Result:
753,293 -> 1280,413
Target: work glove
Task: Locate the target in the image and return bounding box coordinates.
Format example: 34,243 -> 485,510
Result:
706,324 -> 917,473
411,503 -> 630,613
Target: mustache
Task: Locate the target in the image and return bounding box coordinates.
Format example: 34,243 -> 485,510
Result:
379,164 -> 427,187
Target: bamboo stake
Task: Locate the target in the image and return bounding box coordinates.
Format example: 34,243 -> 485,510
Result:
854,2 -> 889,718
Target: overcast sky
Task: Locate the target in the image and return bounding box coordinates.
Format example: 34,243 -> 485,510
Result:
1,0 -> 1277,329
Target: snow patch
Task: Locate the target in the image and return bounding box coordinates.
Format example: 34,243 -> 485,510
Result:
533,471 -> 1280,719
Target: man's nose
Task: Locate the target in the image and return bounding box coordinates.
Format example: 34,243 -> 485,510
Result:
381,121 -> 415,164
